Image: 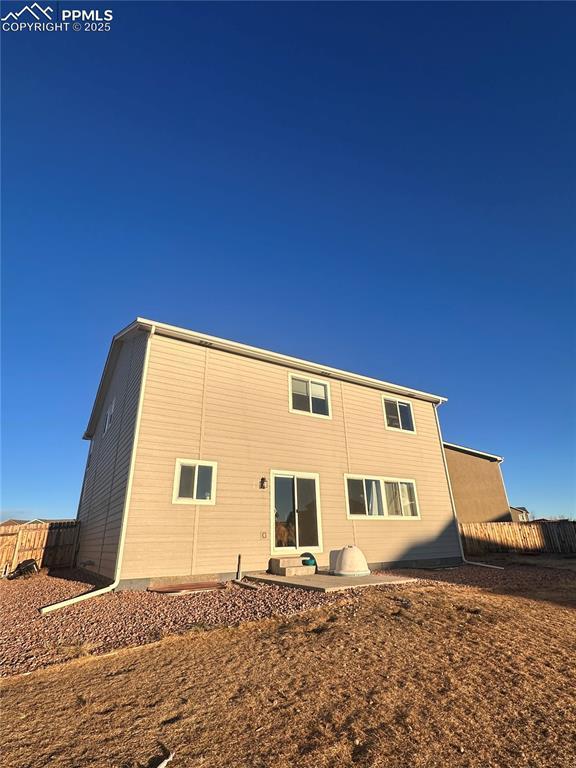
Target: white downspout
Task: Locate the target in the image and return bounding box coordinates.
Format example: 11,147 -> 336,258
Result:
40,326 -> 155,615
433,403 -> 504,570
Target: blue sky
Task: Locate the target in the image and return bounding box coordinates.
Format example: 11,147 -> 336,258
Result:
2,1 -> 575,520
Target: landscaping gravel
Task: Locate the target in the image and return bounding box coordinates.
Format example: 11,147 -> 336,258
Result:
2,560 -> 573,679
2,561 -> 574,768
0,570 -> 345,677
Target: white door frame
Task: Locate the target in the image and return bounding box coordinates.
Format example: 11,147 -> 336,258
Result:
270,470 -> 323,555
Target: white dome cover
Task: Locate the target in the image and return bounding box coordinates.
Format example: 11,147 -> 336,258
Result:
333,545 -> 370,577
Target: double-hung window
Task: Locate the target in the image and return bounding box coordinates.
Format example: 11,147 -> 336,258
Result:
383,398 -> 415,432
289,375 -> 330,417
345,475 -> 420,518
172,459 -> 217,505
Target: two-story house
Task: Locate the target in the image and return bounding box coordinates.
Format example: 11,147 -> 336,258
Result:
76,318 -> 463,588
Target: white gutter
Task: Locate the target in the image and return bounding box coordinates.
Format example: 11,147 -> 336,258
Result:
434,405 -> 504,570
443,441 -> 503,463
40,326 -> 155,614
85,317 -> 446,439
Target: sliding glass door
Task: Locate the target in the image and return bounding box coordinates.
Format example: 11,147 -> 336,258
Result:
272,472 -> 321,551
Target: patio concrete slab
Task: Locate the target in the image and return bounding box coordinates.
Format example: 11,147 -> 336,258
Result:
244,571 -> 416,592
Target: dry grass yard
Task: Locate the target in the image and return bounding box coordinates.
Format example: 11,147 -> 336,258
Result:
1,563 -> 575,768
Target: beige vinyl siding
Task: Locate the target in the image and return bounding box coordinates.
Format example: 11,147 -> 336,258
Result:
76,332 -> 148,579
120,333 -> 460,580
341,385 -> 459,562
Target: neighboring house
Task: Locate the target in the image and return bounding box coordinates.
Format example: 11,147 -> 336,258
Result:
76,318 -> 463,588
509,506 -> 530,522
443,442 -> 512,523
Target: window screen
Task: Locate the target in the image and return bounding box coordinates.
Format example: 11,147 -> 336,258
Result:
178,465 -> 196,498
384,399 -> 401,429
291,376 -> 330,416
291,378 -> 310,412
398,402 -> 414,431
310,382 -> 329,415
196,465 -> 214,500
384,398 -> 414,432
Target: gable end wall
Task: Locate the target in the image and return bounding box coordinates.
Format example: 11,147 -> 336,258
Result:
76,331 -> 148,579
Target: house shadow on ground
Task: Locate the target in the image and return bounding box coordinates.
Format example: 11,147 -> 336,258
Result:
389,520 -> 576,610
38,520 -> 576,611
45,566 -> 110,590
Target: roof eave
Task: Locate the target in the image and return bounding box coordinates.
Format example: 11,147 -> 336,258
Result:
84,317 -> 448,439
135,317 -> 447,405
83,320 -> 150,439
443,441 -> 503,462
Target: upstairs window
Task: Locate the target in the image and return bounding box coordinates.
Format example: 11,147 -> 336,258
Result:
172,459 -> 217,505
383,398 -> 415,432
346,475 -> 420,518
103,398 -> 115,435
290,375 -> 330,418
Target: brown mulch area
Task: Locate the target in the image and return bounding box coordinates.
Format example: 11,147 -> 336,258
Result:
0,569 -> 346,677
1,564 -> 575,768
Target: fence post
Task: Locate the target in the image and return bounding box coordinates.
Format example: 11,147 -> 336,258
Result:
9,526 -> 24,571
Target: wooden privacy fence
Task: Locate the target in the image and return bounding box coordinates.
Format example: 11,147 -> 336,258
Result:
459,521 -> 576,556
0,521 -> 79,576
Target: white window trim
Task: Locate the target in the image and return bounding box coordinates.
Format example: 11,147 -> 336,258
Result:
103,398 -> 116,435
172,459 -> 218,505
270,469 -> 324,554
344,474 -> 421,520
288,372 -> 332,420
382,397 -> 417,434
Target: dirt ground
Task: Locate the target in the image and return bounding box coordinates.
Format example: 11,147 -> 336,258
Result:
2,563 -> 575,768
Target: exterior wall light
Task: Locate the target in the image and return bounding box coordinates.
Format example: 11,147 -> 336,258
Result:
259,477 -> 268,490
